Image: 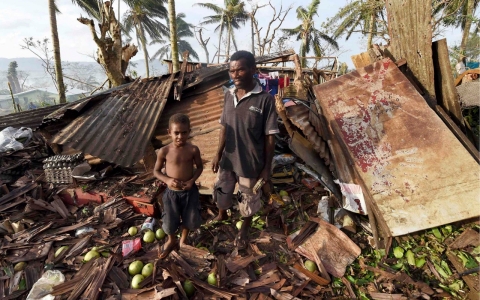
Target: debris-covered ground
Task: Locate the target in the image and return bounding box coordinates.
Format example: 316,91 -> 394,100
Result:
0,133 -> 479,300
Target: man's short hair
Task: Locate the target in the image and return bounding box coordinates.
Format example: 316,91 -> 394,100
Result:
230,51 -> 256,69
169,113 -> 190,129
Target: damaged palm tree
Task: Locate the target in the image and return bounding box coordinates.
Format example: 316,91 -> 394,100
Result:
78,1 -> 138,87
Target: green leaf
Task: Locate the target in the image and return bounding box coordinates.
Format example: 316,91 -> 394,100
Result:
18,278 -> 26,291
441,260 -> 452,276
415,258 -> 426,268
432,228 -> 442,239
434,262 -> 449,279
471,245 -> 480,255
346,275 -> 356,284
406,250 -> 415,266
457,251 -> 478,269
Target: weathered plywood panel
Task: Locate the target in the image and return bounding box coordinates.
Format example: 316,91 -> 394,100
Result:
313,59 -> 480,236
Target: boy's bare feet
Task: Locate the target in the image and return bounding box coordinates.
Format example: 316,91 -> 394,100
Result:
179,227 -> 189,248
159,235 -> 178,259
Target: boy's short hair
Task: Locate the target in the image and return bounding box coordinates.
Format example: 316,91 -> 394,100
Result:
230,50 -> 256,69
169,113 -> 191,128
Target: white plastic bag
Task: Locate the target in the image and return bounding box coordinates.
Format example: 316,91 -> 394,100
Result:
334,180 -> 368,215
0,127 -> 33,153
26,270 -> 65,300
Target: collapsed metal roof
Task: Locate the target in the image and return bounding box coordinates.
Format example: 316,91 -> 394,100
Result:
51,74 -> 175,167
0,103 -> 67,131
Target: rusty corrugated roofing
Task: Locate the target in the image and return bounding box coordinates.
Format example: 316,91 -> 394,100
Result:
51,74 -> 175,167
0,103 -> 68,131
285,103 -> 335,173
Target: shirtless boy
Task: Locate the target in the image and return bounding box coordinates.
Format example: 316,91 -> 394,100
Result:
153,113 -> 203,258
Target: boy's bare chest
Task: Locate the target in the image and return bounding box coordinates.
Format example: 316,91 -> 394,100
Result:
165,148 -> 192,165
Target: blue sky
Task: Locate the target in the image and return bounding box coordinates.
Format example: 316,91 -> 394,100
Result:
0,0 -> 464,68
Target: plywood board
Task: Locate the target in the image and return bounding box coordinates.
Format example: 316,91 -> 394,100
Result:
313,58 -> 480,236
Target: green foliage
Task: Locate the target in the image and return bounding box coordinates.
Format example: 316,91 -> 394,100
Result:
281,0 -> 338,67
196,0 -> 249,59
326,0 -> 386,48
150,13 -> 199,61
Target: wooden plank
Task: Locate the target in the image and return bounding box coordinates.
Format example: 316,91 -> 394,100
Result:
351,52 -> 374,69
292,263 -> 330,286
313,58 -> 480,237
0,183 -> 37,205
226,255 -> 266,273
432,39 -> 464,129
446,251 -> 480,294
435,105 -> 480,164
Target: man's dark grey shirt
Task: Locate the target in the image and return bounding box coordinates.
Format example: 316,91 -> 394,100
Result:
219,83 -> 279,178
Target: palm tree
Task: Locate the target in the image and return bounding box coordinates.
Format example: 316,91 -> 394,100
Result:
48,0 -> 99,103
168,0 -> 180,72
196,0 -> 249,62
150,13 -> 199,62
327,0 -> 386,49
437,0 -> 479,54
48,0 -> 67,103
282,0 -> 338,67
123,0 -> 168,78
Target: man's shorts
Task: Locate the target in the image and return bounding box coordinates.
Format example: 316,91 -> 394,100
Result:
161,184 -> 202,235
213,168 -> 262,217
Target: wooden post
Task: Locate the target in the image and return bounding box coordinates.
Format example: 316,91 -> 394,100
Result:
385,0 -> 436,105
432,39 -> 465,130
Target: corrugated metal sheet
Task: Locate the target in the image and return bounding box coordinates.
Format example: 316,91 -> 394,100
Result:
155,86 -> 225,144
0,103 -> 67,131
313,58 -> 480,236
285,103 -> 335,173
51,75 -> 175,167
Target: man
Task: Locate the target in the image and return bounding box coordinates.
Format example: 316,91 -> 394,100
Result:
212,50 -> 279,249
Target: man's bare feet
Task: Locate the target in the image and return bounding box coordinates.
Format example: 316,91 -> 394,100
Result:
213,209 -> 229,222
159,235 -> 178,259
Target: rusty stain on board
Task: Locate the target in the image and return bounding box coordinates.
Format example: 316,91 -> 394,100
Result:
314,58 -> 480,236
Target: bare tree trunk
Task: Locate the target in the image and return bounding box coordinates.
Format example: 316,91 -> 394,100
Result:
78,2 -> 138,87
367,11 -> 374,49
195,28 -> 209,63
226,23 -> 232,61
386,0 -> 435,103
460,0 -> 474,54
218,21 -> 224,63
138,25 -> 150,78
49,0 -> 67,103
251,16 -> 255,55
168,0 -> 180,72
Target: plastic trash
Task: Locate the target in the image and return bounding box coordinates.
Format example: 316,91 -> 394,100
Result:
140,217 -> 156,233
334,180 -> 367,215
272,154 -> 296,171
122,238 -> 142,257
317,196 -> 330,222
26,270 -> 65,300
75,227 -> 95,237
0,127 -> 33,153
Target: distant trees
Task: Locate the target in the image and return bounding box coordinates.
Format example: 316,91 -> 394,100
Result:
327,0 -> 386,49
196,0 -> 249,62
7,62 -> 22,94
282,0 -> 338,67
151,13 -> 199,62
123,0 -> 168,78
